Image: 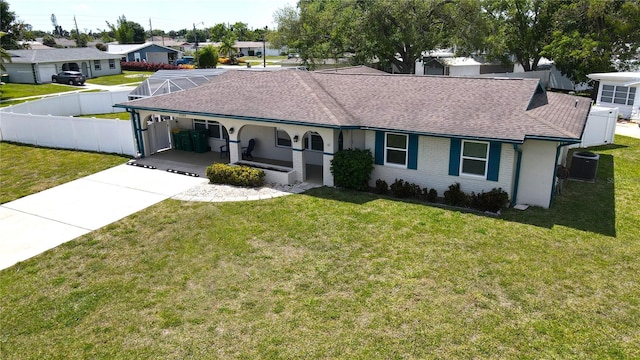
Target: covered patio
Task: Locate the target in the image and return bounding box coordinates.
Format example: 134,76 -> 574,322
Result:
130,149 -> 323,184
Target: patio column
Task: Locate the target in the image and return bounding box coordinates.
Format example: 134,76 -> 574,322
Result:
229,138 -> 241,163
323,153 -> 334,186
292,148 -> 305,182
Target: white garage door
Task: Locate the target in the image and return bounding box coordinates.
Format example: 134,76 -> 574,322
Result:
147,52 -> 168,64
39,64 -> 57,83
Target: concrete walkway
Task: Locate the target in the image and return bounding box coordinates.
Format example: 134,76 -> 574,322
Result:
0,163 -> 318,271
0,164 -> 207,270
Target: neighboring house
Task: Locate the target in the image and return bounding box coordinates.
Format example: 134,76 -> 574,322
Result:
192,41 -> 283,57
17,40 -> 53,50
587,72 -> 640,121
415,54 -> 588,92
107,42 -> 180,64
4,48 -> 122,84
417,57 -> 512,76
116,66 -> 591,208
147,37 -> 191,52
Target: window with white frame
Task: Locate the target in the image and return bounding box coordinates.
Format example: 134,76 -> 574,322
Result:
194,120 -> 226,139
461,140 -> 489,177
94,60 -> 101,70
601,85 -> 636,106
303,132 -> 323,151
275,128 -> 291,147
109,59 -> 116,69
385,133 -> 408,166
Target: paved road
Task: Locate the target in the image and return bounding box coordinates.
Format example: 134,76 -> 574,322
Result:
0,164 -> 207,270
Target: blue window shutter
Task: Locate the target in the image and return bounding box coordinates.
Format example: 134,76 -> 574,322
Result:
375,131 -> 384,165
487,141 -> 502,181
449,138 -> 461,176
408,134 -> 418,169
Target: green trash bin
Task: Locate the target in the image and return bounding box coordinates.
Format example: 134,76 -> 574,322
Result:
172,131 -> 183,150
190,129 -> 209,153
181,131 -> 194,152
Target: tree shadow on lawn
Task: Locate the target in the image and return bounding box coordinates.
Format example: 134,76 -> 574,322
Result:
307,150 -> 618,237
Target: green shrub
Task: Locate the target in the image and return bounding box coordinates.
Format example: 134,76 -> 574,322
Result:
444,183 -> 470,207
425,188 -> 438,203
390,179 -> 422,199
470,188 -> 509,213
330,149 -> 374,191
375,179 -> 388,194
206,163 -> 265,187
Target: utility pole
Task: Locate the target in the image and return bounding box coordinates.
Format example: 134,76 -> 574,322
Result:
193,23 -> 198,65
263,26 -> 267,68
73,15 -> 81,47
149,18 -> 153,43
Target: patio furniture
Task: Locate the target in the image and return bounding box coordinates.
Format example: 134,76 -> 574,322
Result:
242,139 -> 256,160
219,137 -> 230,158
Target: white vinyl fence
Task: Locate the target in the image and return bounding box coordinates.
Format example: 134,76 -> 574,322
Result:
0,90 -> 136,156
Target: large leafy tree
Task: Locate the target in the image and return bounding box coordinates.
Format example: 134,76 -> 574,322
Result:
272,0 -> 456,73
0,0 -> 30,50
0,32 -> 12,71
542,0 -> 640,82
106,16 -> 146,44
480,0 -> 557,71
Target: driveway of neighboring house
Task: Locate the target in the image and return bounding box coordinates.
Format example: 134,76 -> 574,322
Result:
616,121 -> 640,139
0,164 -> 207,270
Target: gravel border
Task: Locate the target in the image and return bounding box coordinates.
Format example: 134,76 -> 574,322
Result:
172,182 -> 320,202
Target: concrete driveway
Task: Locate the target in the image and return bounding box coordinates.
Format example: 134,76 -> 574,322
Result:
0,164 -> 207,270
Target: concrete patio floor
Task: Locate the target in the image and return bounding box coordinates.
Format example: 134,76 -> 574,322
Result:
132,149 -> 324,184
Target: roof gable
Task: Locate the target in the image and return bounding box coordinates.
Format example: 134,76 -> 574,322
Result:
107,42 -> 178,55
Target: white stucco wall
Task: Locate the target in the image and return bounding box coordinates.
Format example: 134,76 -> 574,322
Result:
516,139 -> 559,208
365,132 -> 515,199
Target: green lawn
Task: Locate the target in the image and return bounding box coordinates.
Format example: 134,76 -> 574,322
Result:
1,137 -> 639,358
85,71 -> 152,86
77,112 -> 131,120
0,143 -> 129,204
0,83 -> 78,101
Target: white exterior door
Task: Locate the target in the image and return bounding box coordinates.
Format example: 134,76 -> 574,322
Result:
147,118 -> 171,154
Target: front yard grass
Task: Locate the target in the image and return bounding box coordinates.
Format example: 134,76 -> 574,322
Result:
0,83 -> 78,101
0,143 -> 129,204
76,111 -> 130,120
85,71 -> 152,86
0,136 -> 639,358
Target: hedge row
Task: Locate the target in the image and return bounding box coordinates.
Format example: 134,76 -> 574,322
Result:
120,61 -> 181,71
377,179 -> 509,213
205,163 -> 265,187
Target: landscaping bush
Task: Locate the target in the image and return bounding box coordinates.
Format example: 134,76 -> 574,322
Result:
121,61 -> 180,71
423,188 -> 438,203
444,183 -> 470,207
330,149 -> 374,191
390,179 -> 422,199
375,179 -> 388,194
206,163 -> 265,187
470,188 -> 509,213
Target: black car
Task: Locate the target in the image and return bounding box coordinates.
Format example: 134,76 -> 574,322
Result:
52,71 -> 86,85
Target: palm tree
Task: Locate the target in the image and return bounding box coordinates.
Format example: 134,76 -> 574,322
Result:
218,35 -> 238,65
0,32 -> 12,72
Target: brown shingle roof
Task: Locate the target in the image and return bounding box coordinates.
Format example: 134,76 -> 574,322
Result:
119,70 -> 590,142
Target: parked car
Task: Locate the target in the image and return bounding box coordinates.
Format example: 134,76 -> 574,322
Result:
175,56 -> 195,65
52,71 -> 85,85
